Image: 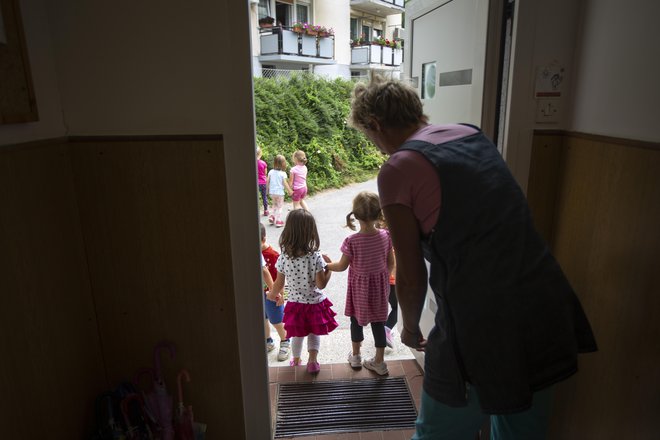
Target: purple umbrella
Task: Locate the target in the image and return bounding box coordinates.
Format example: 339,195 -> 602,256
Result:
153,341 -> 176,440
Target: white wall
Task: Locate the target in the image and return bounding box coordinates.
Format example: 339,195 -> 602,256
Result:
315,0 -> 350,66
0,0 -> 66,146
570,0 -> 660,142
503,0 -> 581,191
43,0 -> 228,135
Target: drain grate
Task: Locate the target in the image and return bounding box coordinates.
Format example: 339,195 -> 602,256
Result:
275,377 -> 417,438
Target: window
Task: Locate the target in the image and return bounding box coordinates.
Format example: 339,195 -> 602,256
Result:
258,0 -> 271,20
362,25 -> 371,42
422,62 -> 437,99
374,29 -> 382,39
296,4 -> 308,23
276,2 -> 292,27
350,18 -> 359,40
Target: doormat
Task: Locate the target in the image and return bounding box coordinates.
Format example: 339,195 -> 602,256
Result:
275,377 -> 417,438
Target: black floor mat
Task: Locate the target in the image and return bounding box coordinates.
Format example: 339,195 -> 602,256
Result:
275,377 -> 417,438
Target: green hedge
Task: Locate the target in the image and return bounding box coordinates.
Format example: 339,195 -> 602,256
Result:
254,74 -> 384,193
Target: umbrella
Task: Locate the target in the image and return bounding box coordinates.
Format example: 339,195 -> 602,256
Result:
120,393 -> 154,439
133,367 -> 160,436
153,341 -> 176,440
92,392 -> 124,440
174,369 -> 194,440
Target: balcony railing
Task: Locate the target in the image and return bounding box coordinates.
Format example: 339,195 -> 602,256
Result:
351,44 -> 403,67
260,27 -> 335,60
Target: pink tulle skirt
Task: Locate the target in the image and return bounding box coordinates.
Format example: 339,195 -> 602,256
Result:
283,298 -> 338,338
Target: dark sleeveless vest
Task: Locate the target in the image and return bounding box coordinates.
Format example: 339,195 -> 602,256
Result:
400,131 -> 597,413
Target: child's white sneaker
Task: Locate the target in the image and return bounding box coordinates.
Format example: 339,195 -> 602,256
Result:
277,340 -> 290,361
347,352 -> 362,369
266,338 -> 275,352
363,358 -> 388,376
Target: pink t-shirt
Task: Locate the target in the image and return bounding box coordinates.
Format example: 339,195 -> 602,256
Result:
290,164 -> 307,190
257,159 -> 267,185
378,124 -> 478,235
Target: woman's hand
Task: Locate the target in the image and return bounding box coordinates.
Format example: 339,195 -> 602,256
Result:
401,326 -> 427,352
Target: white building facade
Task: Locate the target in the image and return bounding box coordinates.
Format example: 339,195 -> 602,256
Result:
249,0 -> 404,79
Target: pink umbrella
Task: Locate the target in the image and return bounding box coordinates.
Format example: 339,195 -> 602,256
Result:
175,369 -> 194,440
153,341 -> 176,440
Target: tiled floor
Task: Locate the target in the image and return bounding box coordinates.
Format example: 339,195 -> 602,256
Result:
268,359 -> 424,440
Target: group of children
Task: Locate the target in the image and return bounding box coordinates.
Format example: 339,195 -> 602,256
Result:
257,147 -> 309,227
259,189 -> 398,375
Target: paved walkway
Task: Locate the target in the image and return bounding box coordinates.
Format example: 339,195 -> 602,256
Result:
263,178 -> 415,366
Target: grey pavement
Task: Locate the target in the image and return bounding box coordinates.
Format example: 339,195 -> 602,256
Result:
263,177 -> 415,366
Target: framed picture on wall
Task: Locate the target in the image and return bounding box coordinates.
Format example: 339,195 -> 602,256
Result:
0,0 -> 39,124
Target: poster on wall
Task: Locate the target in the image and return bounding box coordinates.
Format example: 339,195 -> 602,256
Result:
535,61 -> 564,98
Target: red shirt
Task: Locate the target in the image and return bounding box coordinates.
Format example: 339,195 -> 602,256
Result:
261,245 -> 279,291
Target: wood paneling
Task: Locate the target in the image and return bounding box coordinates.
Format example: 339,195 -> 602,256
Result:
69,139 -> 245,437
539,134 -> 660,439
0,142 -> 106,437
527,133 -> 564,245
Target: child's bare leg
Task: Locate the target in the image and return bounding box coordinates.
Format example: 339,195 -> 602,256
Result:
300,198 -> 309,211
352,340 -> 362,356
292,200 -> 300,210
273,323 -> 287,341
375,346 -> 385,364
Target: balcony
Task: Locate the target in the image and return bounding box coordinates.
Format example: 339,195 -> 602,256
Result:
351,44 -> 403,68
259,27 -> 336,66
350,0 -> 404,16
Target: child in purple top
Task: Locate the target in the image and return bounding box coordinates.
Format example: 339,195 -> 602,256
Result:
256,147 -> 269,216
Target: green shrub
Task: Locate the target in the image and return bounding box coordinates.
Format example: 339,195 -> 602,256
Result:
254,74 -> 384,194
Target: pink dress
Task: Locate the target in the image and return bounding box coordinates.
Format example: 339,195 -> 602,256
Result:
341,229 -> 392,326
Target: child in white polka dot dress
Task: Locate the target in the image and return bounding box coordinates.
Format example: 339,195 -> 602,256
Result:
270,209 -> 338,374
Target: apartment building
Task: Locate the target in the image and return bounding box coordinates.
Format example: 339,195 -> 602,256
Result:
249,0 -> 404,79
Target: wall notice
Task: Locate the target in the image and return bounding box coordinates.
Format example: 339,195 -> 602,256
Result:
535,62 -> 564,98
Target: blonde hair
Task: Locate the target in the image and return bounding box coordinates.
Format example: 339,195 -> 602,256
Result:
349,74 -> 428,132
292,150 -> 307,165
256,146 -> 262,158
346,191 -> 384,231
279,210 -> 320,258
273,154 -> 287,171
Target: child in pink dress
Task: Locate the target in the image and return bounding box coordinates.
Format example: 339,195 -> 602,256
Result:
289,150 -> 309,211
271,209 -> 337,374
324,191 -> 394,375
256,146 -> 269,216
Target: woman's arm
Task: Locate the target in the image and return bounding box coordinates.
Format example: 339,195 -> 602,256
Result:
325,254 -> 350,272
382,204 -> 428,351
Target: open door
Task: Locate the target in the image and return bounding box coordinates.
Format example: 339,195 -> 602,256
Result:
404,0 -> 502,368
